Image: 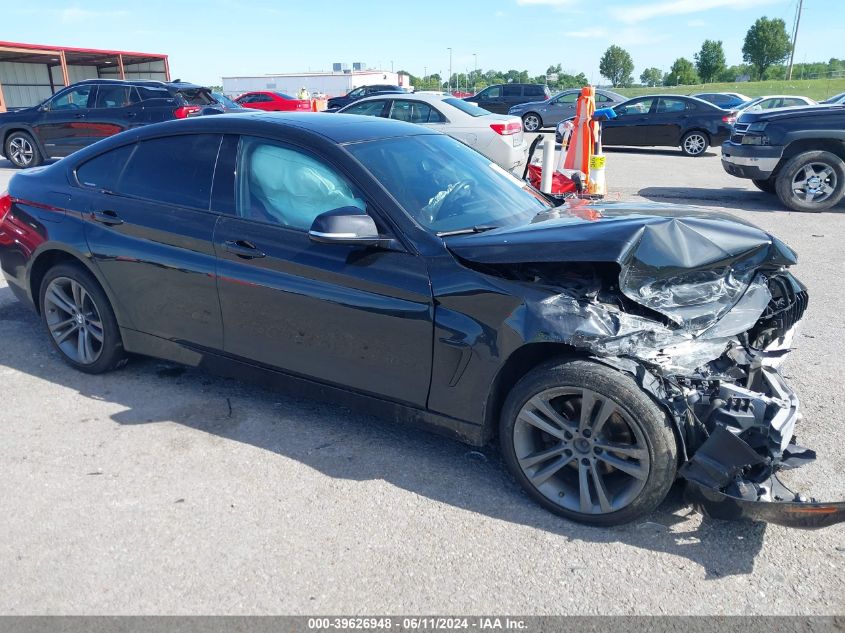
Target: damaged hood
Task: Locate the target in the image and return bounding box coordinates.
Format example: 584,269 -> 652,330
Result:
446,201 -> 795,269
447,201 -> 797,332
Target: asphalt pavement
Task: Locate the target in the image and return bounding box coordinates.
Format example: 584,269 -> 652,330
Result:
1,149 -> 843,615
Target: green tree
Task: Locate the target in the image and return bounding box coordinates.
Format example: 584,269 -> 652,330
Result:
742,16 -> 791,79
664,58 -> 699,85
694,40 -> 726,83
639,67 -> 663,87
599,45 -> 634,87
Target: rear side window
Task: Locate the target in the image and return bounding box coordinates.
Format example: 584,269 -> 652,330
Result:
135,86 -> 172,101
503,85 -> 521,97
176,88 -> 215,106
656,98 -> 688,113
524,85 -> 545,97
389,100 -> 445,123
95,85 -> 138,108
76,144 -> 136,191
117,134 -> 222,209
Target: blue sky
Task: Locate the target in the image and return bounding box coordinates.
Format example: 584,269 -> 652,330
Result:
3,0 -> 843,86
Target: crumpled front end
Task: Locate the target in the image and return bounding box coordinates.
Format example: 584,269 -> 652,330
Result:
451,205 -> 843,528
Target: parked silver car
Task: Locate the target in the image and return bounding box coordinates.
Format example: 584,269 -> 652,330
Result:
508,88 -> 627,131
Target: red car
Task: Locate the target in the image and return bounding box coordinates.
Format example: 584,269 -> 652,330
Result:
234,91 -> 312,112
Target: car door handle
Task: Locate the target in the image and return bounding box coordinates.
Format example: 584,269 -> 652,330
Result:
91,210 -> 124,226
125,112 -> 137,119
74,113 -> 86,119
224,239 -> 266,259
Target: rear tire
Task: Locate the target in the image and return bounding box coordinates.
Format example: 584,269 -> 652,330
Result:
39,263 -> 126,374
752,178 -> 777,194
775,150 -> 845,212
680,131 -> 709,156
4,131 -> 43,169
499,359 -> 678,526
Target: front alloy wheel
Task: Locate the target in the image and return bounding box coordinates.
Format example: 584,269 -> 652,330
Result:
500,359 -> 677,525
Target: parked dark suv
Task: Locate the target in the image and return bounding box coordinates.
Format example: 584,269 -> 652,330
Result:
326,85 -> 407,111
464,84 -> 551,114
721,104 -> 845,211
0,79 -> 219,168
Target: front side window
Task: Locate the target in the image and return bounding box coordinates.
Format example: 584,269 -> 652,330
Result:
552,92 -> 578,105
50,85 -> 95,110
481,86 -> 501,99
347,134 -> 549,234
348,88 -> 365,98
616,98 -> 655,116
117,134 -> 222,209
238,137 -> 366,230
343,100 -> 388,116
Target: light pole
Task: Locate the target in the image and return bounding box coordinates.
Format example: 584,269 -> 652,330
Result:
473,53 -> 478,91
447,47 -> 452,94
424,66 -> 427,89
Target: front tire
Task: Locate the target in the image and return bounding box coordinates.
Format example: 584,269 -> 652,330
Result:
522,113 -> 542,132
39,263 -> 126,374
775,150 -> 845,212
500,359 -> 678,526
680,131 -> 709,156
4,131 -> 43,169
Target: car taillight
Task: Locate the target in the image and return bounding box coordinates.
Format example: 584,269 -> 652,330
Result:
490,121 -> 522,135
723,113 -> 736,124
174,105 -> 202,119
0,192 -> 11,223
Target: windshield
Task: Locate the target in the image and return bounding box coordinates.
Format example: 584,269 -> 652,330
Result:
346,134 -> 550,234
736,98 -> 762,111
443,98 -> 490,117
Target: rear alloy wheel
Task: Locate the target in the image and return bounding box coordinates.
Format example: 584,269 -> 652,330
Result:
40,263 -> 126,374
775,150 -> 845,212
680,131 -> 709,156
4,131 -> 43,169
522,113 -> 542,132
500,359 -> 677,526
752,178 -> 777,194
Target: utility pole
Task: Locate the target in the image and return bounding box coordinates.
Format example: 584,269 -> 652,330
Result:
447,47 -> 453,94
424,66 -> 427,89
787,0 -> 803,80
473,53 -> 478,92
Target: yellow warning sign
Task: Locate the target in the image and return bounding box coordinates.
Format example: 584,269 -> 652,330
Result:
589,155 -> 606,169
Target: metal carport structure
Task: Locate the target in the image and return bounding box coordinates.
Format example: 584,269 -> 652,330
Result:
0,41 -> 170,112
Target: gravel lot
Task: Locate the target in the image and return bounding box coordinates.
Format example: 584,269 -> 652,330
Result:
1,148 -> 844,615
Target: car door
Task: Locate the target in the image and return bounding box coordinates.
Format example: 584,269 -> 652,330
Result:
212,135 -> 433,406
81,83 -> 141,141
76,133 -> 225,349
651,97 -> 691,145
31,84 -> 98,156
544,91 -> 578,124
602,97 -> 656,146
501,84 -> 523,113
473,86 -> 504,113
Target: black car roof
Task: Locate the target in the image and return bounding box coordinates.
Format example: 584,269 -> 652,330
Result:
68,111 -> 438,154
70,78 -> 206,90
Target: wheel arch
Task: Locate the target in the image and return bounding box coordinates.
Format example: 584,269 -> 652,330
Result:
481,341 -> 585,444
781,138 -> 845,166
680,127 -> 711,144
28,247 -> 117,320
2,125 -> 47,159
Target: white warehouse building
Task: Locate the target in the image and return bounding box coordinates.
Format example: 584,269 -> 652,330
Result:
222,69 -> 412,98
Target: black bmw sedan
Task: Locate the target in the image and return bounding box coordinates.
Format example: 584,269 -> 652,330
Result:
1,112 -> 841,528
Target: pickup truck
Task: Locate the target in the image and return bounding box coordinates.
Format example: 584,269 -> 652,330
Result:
721,104 -> 845,211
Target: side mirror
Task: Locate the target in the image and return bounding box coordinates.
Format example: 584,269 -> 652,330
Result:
309,207 -> 384,247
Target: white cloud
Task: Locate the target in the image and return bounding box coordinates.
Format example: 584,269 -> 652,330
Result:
60,7 -> 127,22
565,27 -> 608,38
611,0 -> 784,24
